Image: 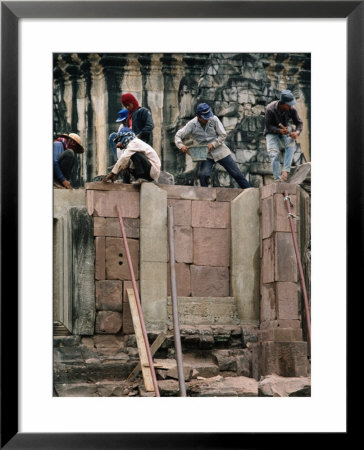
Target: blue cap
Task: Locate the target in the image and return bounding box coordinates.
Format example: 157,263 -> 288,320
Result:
196,103 -> 213,119
279,90 -> 296,106
116,108 -> 129,123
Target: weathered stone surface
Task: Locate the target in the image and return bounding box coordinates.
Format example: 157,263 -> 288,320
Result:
275,193 -> 297,233
276,282 -> 299,320
275,232 -> 298,282
167,199 -> 192,226
191,201 -> 230,228
70,207 -> 96,335
258,341 -> 308,377
173,226 -> 193,263
288,162 -> 311,185
190,265 -> 229,297
140,261 -> 168,331
105,237 -> 139,280
261,196 -> 274,239
236,349 -> 252,377
212,349 -> 237,371
91,190 -> 140,218
95,311 -> 123,334
157,379 -> 180,396
258,327 -> 303,342
260,319 -> 301,329
94,217 -> 140,238
54,383 -> 98,397
96,280 -> 123,312
258,374 -> 311,397
153,358 -> 193,381
188,375 -> 258,397
260,284 -> 276,322
193,228 -> 230,266
182,353 -> 220,378
122,281 -> 140,334
260,182 -> 298,199
167,262 -> 191,297
168,296 -> 238,325
231,188 -> 260,321
159,185 -> 217,201
95,237 -> 105,280
261,237 -> 274,283
215,188 -> 243,202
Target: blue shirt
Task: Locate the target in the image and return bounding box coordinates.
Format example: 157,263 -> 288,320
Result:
53,141 -> 66,182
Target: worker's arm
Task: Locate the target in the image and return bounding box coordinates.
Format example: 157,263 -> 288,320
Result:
175,120 -> 194,154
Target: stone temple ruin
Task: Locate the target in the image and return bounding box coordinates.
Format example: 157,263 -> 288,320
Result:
53,53 -> 311,397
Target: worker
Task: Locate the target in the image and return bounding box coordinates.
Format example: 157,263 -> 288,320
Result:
174,103 -> 251,189
103,128 -> 161,184
108,108 -> 129,163
53,132 -> 84,189
264,89 -> 303,182
121,93 -> 154,146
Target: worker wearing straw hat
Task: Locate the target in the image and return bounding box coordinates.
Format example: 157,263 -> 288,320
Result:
53,132 -> 84,189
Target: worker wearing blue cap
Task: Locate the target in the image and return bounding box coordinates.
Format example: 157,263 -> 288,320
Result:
108,108 -> 129,163
175,103 -> 251,189
264,89 -> 303,182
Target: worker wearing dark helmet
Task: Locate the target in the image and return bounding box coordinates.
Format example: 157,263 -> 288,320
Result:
175,103 -> 251,189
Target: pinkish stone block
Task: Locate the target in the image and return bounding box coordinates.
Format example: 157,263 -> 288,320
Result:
174,226 -> 193,263
167,263 -> 191,297
167,199 -> 192,226
274,232 -> 298,282
95,311 -> 123,334
193,228 -> 230,267
190,265 -> 229,297
259,341 -> 308,377
92,190 -> 140,218
274,194 -> 297,233
191,201 -> 230,228
96,280 -> 123,312
276,282 -> 299,320
260,182 -> 298,200
94,218 -> 139,238
215,188 -> 243,202
261,197 -> 274,239
105,237 -> 139,280
159,185 -> 217,201
261,237 -> 274,284
260,284 -> 276,322
95,237 -> 105,280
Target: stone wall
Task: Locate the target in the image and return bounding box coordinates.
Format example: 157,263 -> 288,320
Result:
53,53 -> 310,188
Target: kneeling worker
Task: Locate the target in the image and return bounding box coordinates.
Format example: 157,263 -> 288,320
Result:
103,128 -> 161,184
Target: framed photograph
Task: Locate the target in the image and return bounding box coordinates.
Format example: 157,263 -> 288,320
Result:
1,1 -> 358,448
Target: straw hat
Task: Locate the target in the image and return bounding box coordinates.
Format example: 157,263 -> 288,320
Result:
57,133 -> 85,153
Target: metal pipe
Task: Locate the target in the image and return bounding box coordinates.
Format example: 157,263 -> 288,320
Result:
167,206 -> 187,397
283,191 -> 311,348
116,206 -> 160,397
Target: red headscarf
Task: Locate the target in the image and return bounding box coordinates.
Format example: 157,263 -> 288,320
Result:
121,93 -> 140,128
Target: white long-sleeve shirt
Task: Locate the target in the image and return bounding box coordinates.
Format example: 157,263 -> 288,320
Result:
111,137 -> 161,180
175,115 -> 231,162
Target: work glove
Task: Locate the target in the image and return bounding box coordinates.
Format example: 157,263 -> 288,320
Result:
103,172 -> 116,183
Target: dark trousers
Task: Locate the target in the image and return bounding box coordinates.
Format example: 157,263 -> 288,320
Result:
128,152 -> 153,182
199,155 -> 251,188
58,149 -> 75,180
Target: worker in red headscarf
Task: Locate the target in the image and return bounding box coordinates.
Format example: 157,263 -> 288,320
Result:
121,93 -> 154,146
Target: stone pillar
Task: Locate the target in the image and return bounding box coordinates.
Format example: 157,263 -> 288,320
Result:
231,188 -> 260,323
140,183 -> 168,331
256,182 -> 308,378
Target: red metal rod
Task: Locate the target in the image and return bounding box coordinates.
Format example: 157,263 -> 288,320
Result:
116,206 -> 160,397
283,191 -> 311,348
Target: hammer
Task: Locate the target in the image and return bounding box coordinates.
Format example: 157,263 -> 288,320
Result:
279,123 -> 299,142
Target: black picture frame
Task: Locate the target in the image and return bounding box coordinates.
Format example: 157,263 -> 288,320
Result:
1,1 -> 357,448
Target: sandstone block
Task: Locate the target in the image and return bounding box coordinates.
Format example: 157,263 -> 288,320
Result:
260,182 -> 298,200
261,237 -> 274,283
190,265 -> 229,297
167,199 -> 191,226
92,190 -> 140,218
276,282 -> 299,320
260,319 -> 301,329
96,280 -> 123,312
159,185 -> 217,201
261,196 -> 274,239
95,311 -> 123,334
274,193 -> 297,233
191,201 -> 230,228
94,217 -> 140,238
258,327 -> 303,342
275,232 -> 298,282
259,341 -> 308,377
193,228 -> 230,266
95,237 -> 105,280
215,188 -> 243,202
260,284 -> 276,322
173,226 -> 193,263
167,262 -> 191,297
105,237 -> 139,280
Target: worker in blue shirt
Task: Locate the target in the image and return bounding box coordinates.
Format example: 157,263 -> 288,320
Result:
53,133 -> 84,189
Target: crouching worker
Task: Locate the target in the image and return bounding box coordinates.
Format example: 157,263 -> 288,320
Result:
103,128 -> 161,184
53,132 -> 84,189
